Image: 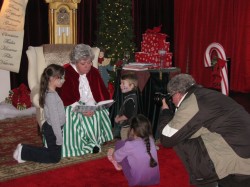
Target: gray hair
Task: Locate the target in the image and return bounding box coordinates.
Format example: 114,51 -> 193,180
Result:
167,74 -> 196,95
70,44 -> 95,64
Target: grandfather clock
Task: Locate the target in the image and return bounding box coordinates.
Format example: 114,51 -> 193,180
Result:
45,0 -> 81,44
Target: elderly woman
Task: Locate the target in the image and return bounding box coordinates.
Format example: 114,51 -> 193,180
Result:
58,44 -> 113,156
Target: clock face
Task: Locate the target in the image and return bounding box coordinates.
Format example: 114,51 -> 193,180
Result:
57,8 -> 70,25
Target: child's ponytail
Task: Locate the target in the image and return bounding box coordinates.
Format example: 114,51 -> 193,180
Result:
145,137 -> 157,168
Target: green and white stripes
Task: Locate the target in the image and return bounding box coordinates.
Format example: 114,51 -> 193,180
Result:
62,106 -> 113,157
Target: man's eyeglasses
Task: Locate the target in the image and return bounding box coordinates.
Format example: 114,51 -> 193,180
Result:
169,92 -> 177,97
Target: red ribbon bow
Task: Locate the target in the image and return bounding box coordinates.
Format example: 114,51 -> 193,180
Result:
145,25 -> 162,33
212,58 -> 226,89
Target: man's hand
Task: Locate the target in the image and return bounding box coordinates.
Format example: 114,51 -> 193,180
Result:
161,98 -> 169,110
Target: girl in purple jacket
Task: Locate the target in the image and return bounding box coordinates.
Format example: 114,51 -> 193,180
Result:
107,114 -> 160,186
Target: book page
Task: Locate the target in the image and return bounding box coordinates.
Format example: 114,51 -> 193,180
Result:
73,100 -> 115,113
96,99 -> 114,106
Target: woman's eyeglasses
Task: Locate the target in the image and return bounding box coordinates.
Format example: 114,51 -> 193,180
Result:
78,59 -> 93,65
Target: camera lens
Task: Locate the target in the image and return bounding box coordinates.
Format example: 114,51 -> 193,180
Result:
154,92 -> 167,106
153,92 -> 175,112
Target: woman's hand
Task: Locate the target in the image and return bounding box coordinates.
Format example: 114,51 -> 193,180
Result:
82,110 -> 94,117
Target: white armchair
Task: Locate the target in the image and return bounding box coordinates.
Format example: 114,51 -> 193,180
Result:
26,44 -> 100,127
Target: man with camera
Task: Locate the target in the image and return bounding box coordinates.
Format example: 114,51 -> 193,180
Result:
158,73 -> 250,187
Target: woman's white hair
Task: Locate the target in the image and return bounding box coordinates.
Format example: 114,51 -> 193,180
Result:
70,44 -> 95,64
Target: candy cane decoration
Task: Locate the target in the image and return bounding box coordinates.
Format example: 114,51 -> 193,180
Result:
204,42 -> 229,96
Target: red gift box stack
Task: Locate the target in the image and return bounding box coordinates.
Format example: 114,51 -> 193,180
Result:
135,25 -> 172,68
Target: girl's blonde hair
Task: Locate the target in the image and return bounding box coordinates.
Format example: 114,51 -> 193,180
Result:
121,73 -> 138,90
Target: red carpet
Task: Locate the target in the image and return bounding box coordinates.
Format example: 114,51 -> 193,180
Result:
0,145 -> 194,187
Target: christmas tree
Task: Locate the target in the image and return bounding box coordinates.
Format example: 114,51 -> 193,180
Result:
96,0 -> 136,65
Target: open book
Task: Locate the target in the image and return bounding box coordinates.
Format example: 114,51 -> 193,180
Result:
72,99 -> 115,113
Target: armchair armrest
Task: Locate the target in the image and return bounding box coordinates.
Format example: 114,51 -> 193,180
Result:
26,46 -> 39,90
30,84 -> 40,108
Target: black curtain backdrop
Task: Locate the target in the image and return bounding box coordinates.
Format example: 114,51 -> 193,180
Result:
77,0 -> 99,46
132,0 -> 174,52
0,0 -> 174,89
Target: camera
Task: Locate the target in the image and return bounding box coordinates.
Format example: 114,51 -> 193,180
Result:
154,92 -> 175,111
154,92 -> 171,105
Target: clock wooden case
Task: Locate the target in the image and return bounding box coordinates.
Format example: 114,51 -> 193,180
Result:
45,0 -> 81,44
